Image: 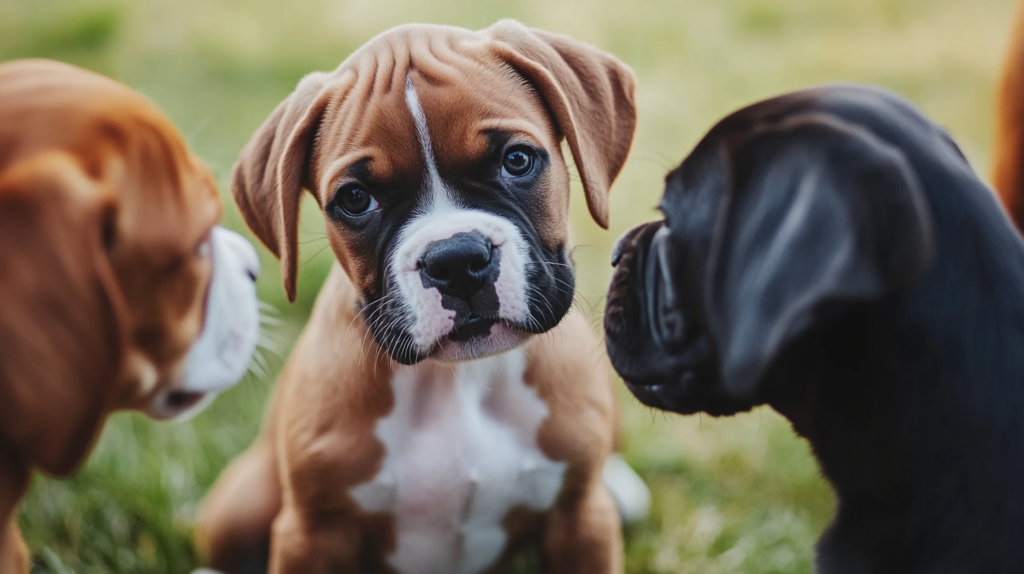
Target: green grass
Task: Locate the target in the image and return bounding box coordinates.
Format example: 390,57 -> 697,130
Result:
1,0 -> 1016,571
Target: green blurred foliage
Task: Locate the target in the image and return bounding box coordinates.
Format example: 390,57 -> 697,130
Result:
1,0 -> 1016,571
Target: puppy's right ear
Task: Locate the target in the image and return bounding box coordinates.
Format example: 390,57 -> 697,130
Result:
707,115 -> 934,397
232,72 -> 332,302
488,20 -> 638,229
0,152 -> 129,476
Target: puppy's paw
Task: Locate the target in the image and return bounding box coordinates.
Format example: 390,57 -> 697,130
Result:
603,454 -> 652,524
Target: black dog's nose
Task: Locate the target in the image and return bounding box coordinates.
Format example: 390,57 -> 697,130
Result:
419,231 -> 495,299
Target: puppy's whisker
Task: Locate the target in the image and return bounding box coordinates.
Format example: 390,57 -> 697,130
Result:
357,298 -> 395,366
257,300 -> 281,313
568,244 -> 599,256
374,314 -> 407,368
256,338 -> 285,358
248,349 -> 271,380
255,325 -> 287,356
631,150 -> 678,171
548,261 -> 597,284
528,284 -> 558,326
259,314 -> 285,327
300,244 -> 333,268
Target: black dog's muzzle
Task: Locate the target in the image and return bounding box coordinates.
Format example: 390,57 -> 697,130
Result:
606,222 -> 698,375
605,221 -> 744,416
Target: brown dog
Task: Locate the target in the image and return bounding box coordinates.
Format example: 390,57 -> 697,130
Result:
994,0 -> 1024,232
0,59 -> 261,573
196,20 -> 644,574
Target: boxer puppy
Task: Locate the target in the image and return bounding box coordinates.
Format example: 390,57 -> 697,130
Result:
197,20 -> 644,574
0,59 -> 261,573
605,84 -> 1024,573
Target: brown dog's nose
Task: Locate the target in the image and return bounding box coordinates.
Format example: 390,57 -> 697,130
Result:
419,231 -> 496,300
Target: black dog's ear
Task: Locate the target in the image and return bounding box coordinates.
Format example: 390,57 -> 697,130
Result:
707,114 -> 934,397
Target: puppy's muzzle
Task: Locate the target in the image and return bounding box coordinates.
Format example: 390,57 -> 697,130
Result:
150,227 -> 261,420
419,231 -> 501,339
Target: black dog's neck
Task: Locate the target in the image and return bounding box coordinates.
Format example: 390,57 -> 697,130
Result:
763,226 -> 1024,572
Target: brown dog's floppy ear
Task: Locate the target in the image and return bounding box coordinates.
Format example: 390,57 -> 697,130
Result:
232,72 -> 332,301
707,115 -> 933,397
488,20 -> 638,229
0,152 -> 128,476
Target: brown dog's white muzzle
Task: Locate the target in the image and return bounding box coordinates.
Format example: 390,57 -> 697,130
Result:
148,227 -> 261,420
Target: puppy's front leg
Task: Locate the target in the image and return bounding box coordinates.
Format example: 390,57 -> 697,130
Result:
268,505 -> 363,574
0,522 -> 29,574
541,480 -> 623,574
0,453 -> 30,574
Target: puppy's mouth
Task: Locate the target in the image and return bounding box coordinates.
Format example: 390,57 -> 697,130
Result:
432,316 -> 532,362
145,388 -> 216,421
605,222 -> 750,416
447,314 -> 499,342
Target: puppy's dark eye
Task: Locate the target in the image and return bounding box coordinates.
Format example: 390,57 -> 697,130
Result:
332,185 -> 379,218
502,146 -> 535,177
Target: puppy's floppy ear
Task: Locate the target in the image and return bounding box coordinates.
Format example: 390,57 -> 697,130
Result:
707,115 -> 933,397
488,20 -> 638,229
0,152 -> 129,475
231,72 -> 332,301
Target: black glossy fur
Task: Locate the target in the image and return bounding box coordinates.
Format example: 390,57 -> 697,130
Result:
604,84 -> 1024,573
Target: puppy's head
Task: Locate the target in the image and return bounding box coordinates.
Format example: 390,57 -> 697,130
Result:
0,60 -> 260,474
605,86 -> 937,416
232,21 -> 636,363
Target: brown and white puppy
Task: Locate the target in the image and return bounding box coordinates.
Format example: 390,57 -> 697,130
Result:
0,59 -> 261,573
196,20 -> 645,574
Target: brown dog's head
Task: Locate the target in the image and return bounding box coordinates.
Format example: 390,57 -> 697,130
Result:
233,21 -> 636,364
605,85 -> 940,416
0,60 -> 261,475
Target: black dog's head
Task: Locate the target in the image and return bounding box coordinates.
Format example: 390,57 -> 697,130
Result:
605,85 -> 941,416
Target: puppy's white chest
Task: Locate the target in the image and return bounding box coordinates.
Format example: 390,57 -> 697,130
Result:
349,349 -> 566,574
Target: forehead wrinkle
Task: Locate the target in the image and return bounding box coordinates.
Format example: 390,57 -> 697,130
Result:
475,119 -> 548,147
318,152 -> 375,197
414,67 -> 556,171
312,76 -> 420,199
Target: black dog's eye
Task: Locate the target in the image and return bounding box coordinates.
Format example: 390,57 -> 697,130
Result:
331,185 -> 379,218
502,146 -> 535,178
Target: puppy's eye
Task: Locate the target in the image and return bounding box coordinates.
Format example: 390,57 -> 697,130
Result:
502,146 -> 535,177
332,185 -> 379,218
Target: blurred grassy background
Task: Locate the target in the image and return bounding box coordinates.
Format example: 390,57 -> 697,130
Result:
1,0 -> 1017,572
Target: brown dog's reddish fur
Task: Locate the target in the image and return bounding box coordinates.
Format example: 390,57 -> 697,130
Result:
197,21 -> 635,573
0,59 -> 223,572
994,0 -> 1024,228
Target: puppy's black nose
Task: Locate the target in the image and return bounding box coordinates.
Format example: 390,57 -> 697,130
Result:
419,231 -> 496,299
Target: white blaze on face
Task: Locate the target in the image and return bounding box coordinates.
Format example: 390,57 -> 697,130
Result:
389,76 -> 531,358
149,226 -> 261,420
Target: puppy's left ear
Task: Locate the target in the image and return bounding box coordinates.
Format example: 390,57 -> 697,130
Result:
232,71 -> 333,302
708,115 -> 934,397
488,20 -> 638,229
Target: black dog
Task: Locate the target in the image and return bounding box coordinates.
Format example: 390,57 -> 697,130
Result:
604,84 -> 1024,573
